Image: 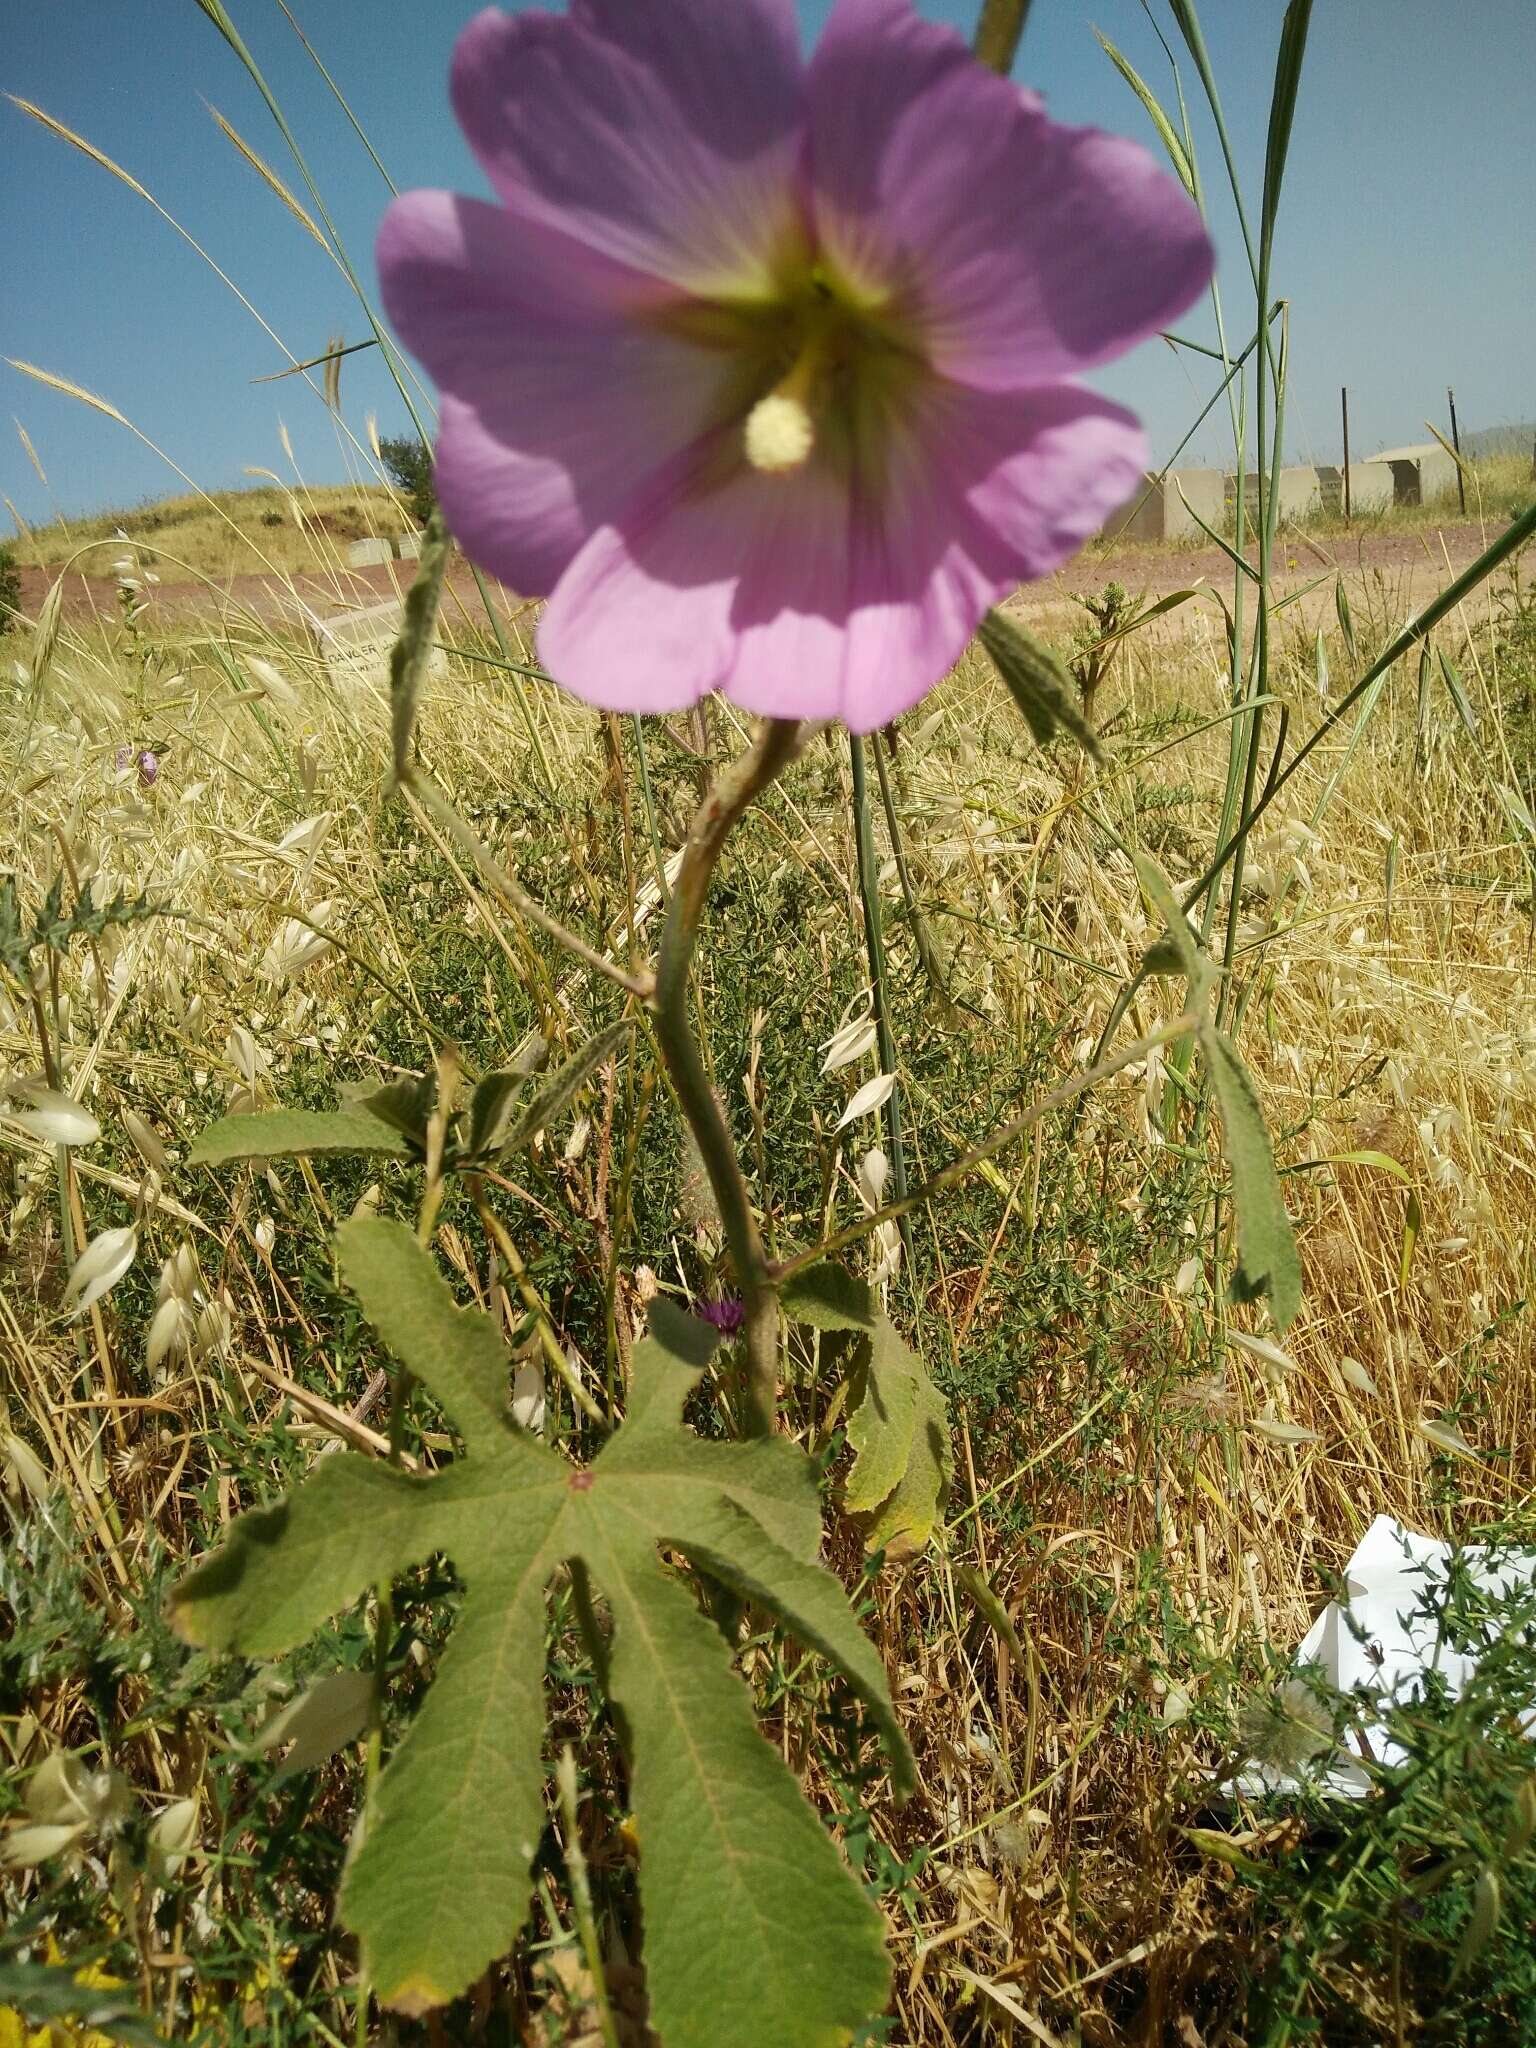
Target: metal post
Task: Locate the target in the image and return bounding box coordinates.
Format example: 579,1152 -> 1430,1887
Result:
1340,386 -> 1351,522
1447,386 -> 1466,514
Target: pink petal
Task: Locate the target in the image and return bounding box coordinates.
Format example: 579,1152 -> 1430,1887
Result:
806,0 -> 1212,388
449,2 -> 805,296
838,382 -> 1147,731
538,384 -> 1145,733
377,191 -> 722,594
537,447 -> 854,719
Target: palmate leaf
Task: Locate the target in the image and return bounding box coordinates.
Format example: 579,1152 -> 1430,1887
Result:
171,1219 -> 913,2042
781,1264 -> 952,1557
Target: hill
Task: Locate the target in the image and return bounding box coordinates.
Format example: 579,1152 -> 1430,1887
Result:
11,480 -> 411,580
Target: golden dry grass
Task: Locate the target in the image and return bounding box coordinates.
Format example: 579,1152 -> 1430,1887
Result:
11,480 -> 413,581
3,534 -> 1534,2041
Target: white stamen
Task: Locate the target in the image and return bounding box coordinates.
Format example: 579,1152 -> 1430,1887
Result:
744,392 -> 815,475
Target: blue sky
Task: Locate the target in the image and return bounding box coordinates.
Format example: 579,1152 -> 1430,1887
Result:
4,1 -> 1532,527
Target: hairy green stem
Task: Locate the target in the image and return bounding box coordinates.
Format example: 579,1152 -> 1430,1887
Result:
651,718 -> 806,1436
972,0 -> 1035,74
849,735 -> 913,1257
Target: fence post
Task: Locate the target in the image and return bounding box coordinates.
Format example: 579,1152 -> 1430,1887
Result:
1447,386 -> 1467,514
1340,386 -> 1351,522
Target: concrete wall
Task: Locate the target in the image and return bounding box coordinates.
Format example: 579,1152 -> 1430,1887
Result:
345,537 -> 394,569
1275,465 -> 1321,521
1317,464 -> 1394,515
1163,468 -> 1226,541
1093,452 -> 1413,546
1363,449 -> 1461,509
315,596 -> 447,687
1416,447 -> 1461,504
1098,473 -> 1167,545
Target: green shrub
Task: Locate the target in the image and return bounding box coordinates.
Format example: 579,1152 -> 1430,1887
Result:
378,433 -> 435,527
0,544 -> 20,633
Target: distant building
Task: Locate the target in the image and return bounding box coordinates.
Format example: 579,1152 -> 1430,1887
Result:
1363,442 -> 1461,507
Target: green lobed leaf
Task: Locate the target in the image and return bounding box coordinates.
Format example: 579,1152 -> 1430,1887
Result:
977,610 -> 1105,764
169,1225 -> 912,2036
1199,1026 -> 1302,1328
188,1106 -> 410,1166
845,1316 -> 953,1558
356,1073 -> 434,1147
593,1525 -> 892,2048
171,1457 -> 439,1656
779,1260 -> 877,1332
342,1568 -> 553,2019
336,1214 -> 514,1453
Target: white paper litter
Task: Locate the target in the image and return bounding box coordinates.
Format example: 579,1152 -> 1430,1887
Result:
1237,1514 -> 1536,1800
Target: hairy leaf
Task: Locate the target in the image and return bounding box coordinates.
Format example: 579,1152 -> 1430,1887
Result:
356,1073 -> 434,1148
781,1263 -> 951,1556
1133,850 -> 1205,988
978,611 -> 1105,764
188,1107 -> 410,1166
1199,1027 -> 1302,1328
171,1221 -> 912,2038
489,1016 -> 631,1161
780,1260 -> 877,1332
846,1318 -> 953,1556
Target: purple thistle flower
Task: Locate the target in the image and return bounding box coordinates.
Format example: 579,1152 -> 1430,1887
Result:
697,1295 -> 746,1337
137,750 -> 159,790
378,0 -> 1210,731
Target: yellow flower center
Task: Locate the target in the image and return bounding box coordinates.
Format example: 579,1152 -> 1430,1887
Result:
742,329 -> 827,475
654,257 -> 927,491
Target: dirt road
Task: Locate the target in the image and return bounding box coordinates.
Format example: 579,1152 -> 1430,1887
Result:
13,515 -> 1518,640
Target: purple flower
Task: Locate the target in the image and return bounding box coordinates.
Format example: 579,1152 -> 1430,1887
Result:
697,1296 -> 746,1337
115,744 -> 134,774
137,750 -> 159,790
378,0 -> 1211,732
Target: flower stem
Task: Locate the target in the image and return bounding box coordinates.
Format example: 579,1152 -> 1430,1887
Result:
651,717 -> 806,1436
972,0 -> 1035,74
848,735 -> 912,1263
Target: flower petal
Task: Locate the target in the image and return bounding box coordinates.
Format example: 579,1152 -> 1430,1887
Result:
806,0 -> 1212,388
835,382 -> 1148,731
539,383 -> 1144,731
378,191 -> 723,594
538,445 -> 857,718
449,1 -> 804,295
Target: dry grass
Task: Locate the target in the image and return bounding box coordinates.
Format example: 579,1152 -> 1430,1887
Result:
11,480 -> 413,580
11,450 -> 1531,595
3,533 -> 1535,2042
